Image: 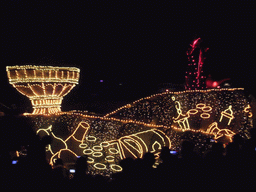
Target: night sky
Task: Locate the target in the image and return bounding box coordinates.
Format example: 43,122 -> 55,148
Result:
1,1 -> 255,113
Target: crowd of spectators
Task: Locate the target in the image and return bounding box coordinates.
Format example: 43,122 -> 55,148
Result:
1,128 -> 255,190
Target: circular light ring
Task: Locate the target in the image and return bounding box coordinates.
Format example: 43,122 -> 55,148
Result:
93,145 -> 103,151
79,144 -> 88,148
86,136 -> 97,142
188,109 -> 198,115
200,113 -> 211,119
100,142 -> 109,148
202,106 -> 212,112
93,163 -> 106,170
109,148 -> 119,154
196,103 -> 206,109
87,157 -> 94,164
83,149 -> 93,155
92,152 -> 103,157
110,164 -> 123,172
105,156 -> 115,162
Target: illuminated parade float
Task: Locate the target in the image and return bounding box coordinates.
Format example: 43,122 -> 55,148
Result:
6,39 -> 254,176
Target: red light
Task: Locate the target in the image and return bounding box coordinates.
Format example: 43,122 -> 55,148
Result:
213,81 -> 218,87
185,37 -> 209,90
191,38 -> 201,48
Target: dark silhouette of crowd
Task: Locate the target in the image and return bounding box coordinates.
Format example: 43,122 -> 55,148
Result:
1,128 -> 255,190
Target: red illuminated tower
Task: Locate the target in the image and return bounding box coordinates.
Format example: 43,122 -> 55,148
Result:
185,38 -> 209,90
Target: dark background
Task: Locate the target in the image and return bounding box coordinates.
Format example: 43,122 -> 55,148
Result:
1,1 -> 255,113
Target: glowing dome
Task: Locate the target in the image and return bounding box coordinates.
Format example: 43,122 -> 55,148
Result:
6,65 -> 80,114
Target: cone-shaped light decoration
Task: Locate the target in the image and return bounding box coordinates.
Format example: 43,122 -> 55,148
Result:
6,65 -> 80,114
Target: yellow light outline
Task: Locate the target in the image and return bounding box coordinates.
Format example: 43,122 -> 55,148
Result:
219,105 -> 234,125
202,106 -> 212,112
37,122 -> 90,165
150,141 -> 162,153
110,164 -> 123,172
92,152 -> 103,157
172,97 -> 190,131
206,122 -> 235,142
123,138 -> 143,157
92,145 -> 103,151
105,156 -> 115,163
196,103 -> 206,109
93,163 -> 107,170
83,149 -> 94,155
188,109 -> 199,115
87,157 -> 94,164
244,104 -> 253,118
200,113 -> 211,119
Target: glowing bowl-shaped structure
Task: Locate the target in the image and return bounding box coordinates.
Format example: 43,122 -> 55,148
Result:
6,65 -> 80,114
